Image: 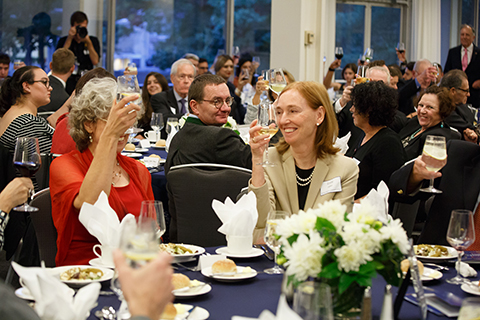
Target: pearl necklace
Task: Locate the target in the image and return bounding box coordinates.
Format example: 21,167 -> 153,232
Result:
112,161 -> 121,186
295,167 -> 315,187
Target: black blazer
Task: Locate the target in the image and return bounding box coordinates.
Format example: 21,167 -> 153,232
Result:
444,103 -> 476,136
38,75 -> 69,112
151,89 -> 183,139
444,45 -> 480,108
397,79 -> 419,115
389,140 -> 480,245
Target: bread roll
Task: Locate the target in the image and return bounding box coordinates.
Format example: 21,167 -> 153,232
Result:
172,273 -> 190,290
155,139 -> 166,147
124,143 -> 135,151
212,259 -> 237,274
149,154 -> 161,159
160,303 -> 177,320
401,259 -> 424,275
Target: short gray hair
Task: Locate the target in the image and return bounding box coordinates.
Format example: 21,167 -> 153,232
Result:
182,53 -> 199,61
413,59 -> 432,73
366,66 -> 391,85
461,24 -> 475,36
170,59 -> 196,77
69,77 -> 117,152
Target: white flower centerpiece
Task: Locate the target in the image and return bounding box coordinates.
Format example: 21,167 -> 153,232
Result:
275,199 -> 409,316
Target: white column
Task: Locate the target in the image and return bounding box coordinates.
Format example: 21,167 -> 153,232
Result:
411,0 -> 442,64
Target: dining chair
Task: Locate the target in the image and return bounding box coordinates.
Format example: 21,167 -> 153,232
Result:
167,163 -> 252,247
0,142 -> 15,193
29,188 -> 57,267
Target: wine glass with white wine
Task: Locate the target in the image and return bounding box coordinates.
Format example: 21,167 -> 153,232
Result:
446,209 -> 475,284
268,68 -> 287,95
117,75 -> 143,135
257,101 -> 278,166
419,135 -> 447,193
166,117 -> 179,136
264,211 -> 290,274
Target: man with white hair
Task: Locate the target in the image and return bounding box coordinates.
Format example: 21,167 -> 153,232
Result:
151,59 -> 196,138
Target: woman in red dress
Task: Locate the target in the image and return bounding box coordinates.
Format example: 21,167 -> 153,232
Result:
50,77 -> 154,266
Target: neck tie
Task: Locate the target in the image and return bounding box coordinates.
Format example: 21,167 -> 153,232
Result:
468,204 -> 480,250
179,98 -> 186,114
462,47 -> 468,71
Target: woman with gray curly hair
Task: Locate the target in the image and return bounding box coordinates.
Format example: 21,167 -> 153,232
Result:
49,77 -> 154,266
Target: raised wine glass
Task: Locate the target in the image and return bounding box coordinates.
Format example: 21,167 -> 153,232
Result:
13,137 -> 41,212
117,75 -> 143,135
419,135 -> 447,194
140,200 -> 166,241
268,68 -> 287,95
257,102 -> 278,166
150,113 -> 164,141
364,48 -> 374,61
432,63 -> 441,85
446,209 -> 475,284
165,117 -> 179,135
335,47 -> 344,60
397,42 -> 406,53
264,211 -> 290,274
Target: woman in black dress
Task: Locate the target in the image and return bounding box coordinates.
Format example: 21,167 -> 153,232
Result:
346,81 -> 406,199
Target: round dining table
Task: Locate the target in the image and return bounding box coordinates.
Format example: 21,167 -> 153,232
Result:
88,247 -> 480,319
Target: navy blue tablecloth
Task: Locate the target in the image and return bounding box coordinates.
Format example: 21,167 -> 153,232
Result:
89,248 -> 480,320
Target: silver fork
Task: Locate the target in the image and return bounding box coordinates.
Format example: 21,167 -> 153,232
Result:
423,263 -> 449,271
175,262 -> 200,272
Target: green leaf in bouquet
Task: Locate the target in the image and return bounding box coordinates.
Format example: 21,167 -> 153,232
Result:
355,274 -> 373,288
319,261 -> 341,279
358,261 -> 378,278
315,217 -> 336,233
287,234 -> 299,246
338,273 -> 356,294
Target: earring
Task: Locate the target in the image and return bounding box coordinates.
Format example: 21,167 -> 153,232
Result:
89,135 -> 93,143
316,123 -> 320,126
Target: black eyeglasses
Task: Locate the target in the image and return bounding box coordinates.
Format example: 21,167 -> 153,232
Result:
32,79 -> 50,88
202,97 -> 234,109
457,87 -> 470,93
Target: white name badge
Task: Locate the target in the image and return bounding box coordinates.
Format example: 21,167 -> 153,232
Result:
321,177 -> 342,196
139,139 -> 150,149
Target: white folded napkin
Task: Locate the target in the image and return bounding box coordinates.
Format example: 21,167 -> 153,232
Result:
79,191 -> 136,248
212,191 -> 258,237
353,181 -> 392,224
456,261 -> 477,277
165,126 -> 178,152
12,262 -> 100,320
232,294 -> 302,320
333,132 -> 351,154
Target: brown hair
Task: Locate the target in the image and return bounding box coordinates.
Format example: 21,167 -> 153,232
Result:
275,81 -> 339,158
139,72 -> 169,127
51,48 -> 75,74
417,86 -> 455,119
214,54 -> 234,74
188,74 -> 227,112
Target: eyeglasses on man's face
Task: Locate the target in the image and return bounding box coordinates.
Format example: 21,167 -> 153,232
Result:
201,97 -> 234,109
457,87 -> 470,93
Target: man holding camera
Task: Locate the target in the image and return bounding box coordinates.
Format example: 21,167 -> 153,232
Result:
56,11 -> 100,94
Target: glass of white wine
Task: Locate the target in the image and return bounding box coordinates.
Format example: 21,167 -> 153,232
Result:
117,74 -> 143,135
446,209 -> 475,284
150,113 -> 164,141
419,135 -> 447,194
264,210 -> 290,274
268,68 -> 287,95
257,101 -> 278,166
166,117 -> 179,135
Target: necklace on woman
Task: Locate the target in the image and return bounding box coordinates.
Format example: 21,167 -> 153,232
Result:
295,166 -> 315,187
112,161 -> 121,186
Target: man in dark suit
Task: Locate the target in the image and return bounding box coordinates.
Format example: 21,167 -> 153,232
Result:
441,69 -> 477,143
39,48 -> 74,112
151,59 -> 195,138
444,24 -> 480,108
165,74 -> 252,175
389,140 -> 480,249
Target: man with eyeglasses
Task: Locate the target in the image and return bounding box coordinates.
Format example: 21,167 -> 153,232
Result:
164,74 -> 252,175
151,59 -> 196,139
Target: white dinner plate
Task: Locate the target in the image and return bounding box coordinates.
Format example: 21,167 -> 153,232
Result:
135,148 -> 149,153
421,267 -> 443,281
414,245 -> 458,261
120,152 -> 142,158
49,265 -> 114,287
461,281 -> 480,296
173,281 -> 212,298
215,247 -> 264,258
161,244 -> 205,263
161,304 -> 209,320
201,266 -> 257,282
15,285 -> 75,301
151,145 -> 166,149
89,258 -> 115,269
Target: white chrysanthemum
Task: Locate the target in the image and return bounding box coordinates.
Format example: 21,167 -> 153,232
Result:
334,242 -> 372,273
349,201 -> 376,224
313,200 -> 347,229
283,231 -> 325,281
379,219 -> 410,254
340,221 -> 382,256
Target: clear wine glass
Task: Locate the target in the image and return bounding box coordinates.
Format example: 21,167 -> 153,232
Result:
432,63 -> 441,85
165,117 -> 179,135
257,102 -> 278,166
252,56 -> 261,73
419,135 -> 447,194
364,48 -> 374,61
397,42 -> 406,53
13,137 -> 41,212
140,200 -> 166,241
268,68 -> 287,95
335,47 -> 344,60
264,211 -> 290,274
150,113 -> 164,141
446,209 -> 475,284
117,75 -> 143,135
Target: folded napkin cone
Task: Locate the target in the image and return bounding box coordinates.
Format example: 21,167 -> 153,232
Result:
212,191 -> 258,236
353,181 -> 392,224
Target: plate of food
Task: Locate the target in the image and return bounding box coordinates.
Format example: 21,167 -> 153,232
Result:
151,139 -> 167,149
161,303 -> 209,320
159,243 -> 205,263
414,244 -> 458,261
201,259 -> 257,282
461,281 -> 480,296
172,273 -> 211,298
49,265 -> 114,287
401,259 -> 443,282
15,285 -> 75,301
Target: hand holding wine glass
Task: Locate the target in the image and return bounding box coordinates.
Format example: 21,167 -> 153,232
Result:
264,211 -> 290,274
117,75 -> 143,135
335,47 -> 344,60
446,209 -> 475,284
256,102 -> 278,166
419,135 -> 447,194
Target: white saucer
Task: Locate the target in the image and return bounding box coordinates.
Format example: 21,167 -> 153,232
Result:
201,266 -> 257,282
15,287 -> 34,300
135,148 -> 149,152
89,258 -> 115,269
461,281 -> 480,296
151,145 -> 166,149
421,267 -> 443,281
173,282 -> 211,298
215,247 -> 264,258
120,152 -> 142,158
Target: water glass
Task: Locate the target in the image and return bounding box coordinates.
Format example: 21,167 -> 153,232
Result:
293,281 -> 334,320
140,200 -> 166,240
458,298 -> 480,320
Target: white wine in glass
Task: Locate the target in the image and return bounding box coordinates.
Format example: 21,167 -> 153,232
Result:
268,68 -> 287,94
420,135 -> 447,194
446,209 -> 475,284
166,117 -> 179,135
117,75 -> 143,135
264,211 -> 290,274
257,102 -> 278,166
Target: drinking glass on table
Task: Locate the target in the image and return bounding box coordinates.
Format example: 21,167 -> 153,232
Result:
140,200 -> 166,240
458,297 -> 480,320
293,281 -> 334,320
257,101 -> 278,166
268,68 -> 287,95
150,113 -> 164,141
335,47 -> 344,60
13,137 -> 41,212
165,117 -> 179,135
117,74 -> 143,135
264,211 -> 290,274
419,135 -> 447,194
446,209 -> 475,284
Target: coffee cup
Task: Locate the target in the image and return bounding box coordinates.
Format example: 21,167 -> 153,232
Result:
145,130 -> 159,142
93,244 -> 114,266
227,235 -> 253,254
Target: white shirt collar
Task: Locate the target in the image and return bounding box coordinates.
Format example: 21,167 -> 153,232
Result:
173,88 -> 187,102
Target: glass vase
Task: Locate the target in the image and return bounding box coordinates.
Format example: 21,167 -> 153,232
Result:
319,279 -> 365,320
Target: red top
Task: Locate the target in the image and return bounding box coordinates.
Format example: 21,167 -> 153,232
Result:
50,149 -> 154,266
50,113 -> 77,154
